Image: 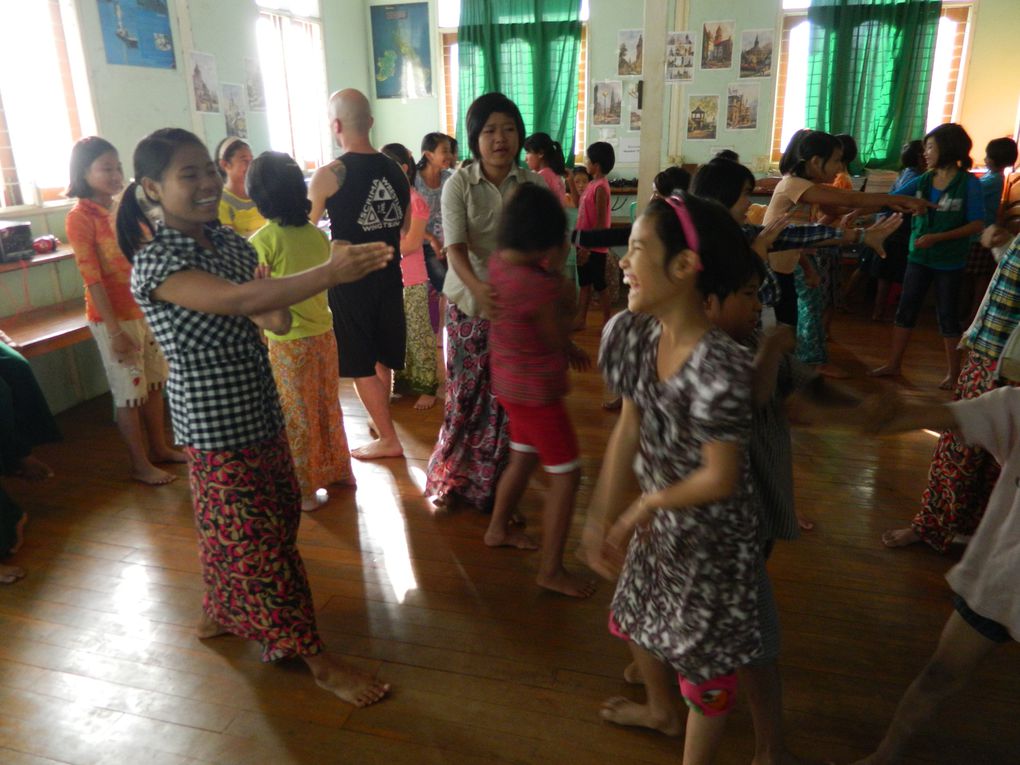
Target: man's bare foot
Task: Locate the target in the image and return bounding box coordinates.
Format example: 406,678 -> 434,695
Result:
867,364 -> 900,378
600,697 -> 682,736
132,465 -> 177,486
797,514 -> 815,531
196,611 -> 230,639
938,375 -> 955,391
0,564 -> 25,584
536,568 -> 597,598
413,394 -> 437,411
151,448 -> 188,464
9,513 -> 27,555
484,528 -> 539,550
305,653 -> 389,707
817,363 -> 849,379
351,438 -> 403,460
623,662 -> 644,684
17,455 -> 53,480
881,527 -> 919,548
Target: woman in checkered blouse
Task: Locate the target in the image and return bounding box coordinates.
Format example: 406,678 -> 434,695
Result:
116,128 -> 393,708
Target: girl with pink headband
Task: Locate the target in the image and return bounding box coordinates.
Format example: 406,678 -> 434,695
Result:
582,192 -> 766,761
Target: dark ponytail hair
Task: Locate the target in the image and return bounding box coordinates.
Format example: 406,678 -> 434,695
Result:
116,128 -> 207,259
779,129 -> 841,178
246,151 -> 311,227
691,158 -> 754,210
416,132 -> 451,172
523,132 -> 567,175
67,136 -> 118,198
653,165 -> 692,198
924,123 -> 973,171
213,136 -> 251,179
381,142 -> 417,186
642,192 -> 763,300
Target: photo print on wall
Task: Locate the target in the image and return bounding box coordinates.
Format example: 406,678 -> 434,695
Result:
726,82 -> 759,130
665,31 -> 695,82
222,83 -> 247,138
189,51 -> 220,113
593,80 -> 623,126
687,94 -> 719,140
740,29 -> 773,78
617,30 -> 644,76
701,21 -> 734,70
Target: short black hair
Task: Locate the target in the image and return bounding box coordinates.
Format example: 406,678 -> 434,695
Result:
497,182 -> 567,252
653,166 -> 692,197
643,193 -> 764,301
986,137 -> 1019,170
714,149 -> 740,162
925,123 -> 973,170
465,92 -> 526,163
691,158 -> 755,210
67,136 -> 118,198
246,151 -> 311,227
780,129 -> 842,177
835,133 -> 859,166
586,141 -> 615,174
900,139 -> 924,170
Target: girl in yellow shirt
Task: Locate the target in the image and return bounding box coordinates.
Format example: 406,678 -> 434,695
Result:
215,137 -> 266,237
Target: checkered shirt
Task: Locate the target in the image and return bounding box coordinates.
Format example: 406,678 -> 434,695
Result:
131,224 -> 285,451
965,234 -> 1020,360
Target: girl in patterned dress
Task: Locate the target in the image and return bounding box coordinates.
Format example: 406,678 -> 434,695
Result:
116,128 -> 393,707
246,151 -> 354,511
581,193 -> 764,762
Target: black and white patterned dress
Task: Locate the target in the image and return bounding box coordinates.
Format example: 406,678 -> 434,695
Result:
600,312 -> 762,684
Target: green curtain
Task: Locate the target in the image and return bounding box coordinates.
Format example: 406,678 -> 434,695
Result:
457,0 -> 581,161
806,0 -> 942,171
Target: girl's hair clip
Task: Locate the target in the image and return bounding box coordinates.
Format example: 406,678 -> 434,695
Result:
661,194 -> 701,255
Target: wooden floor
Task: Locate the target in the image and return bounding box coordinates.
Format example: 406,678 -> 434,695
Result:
2,308 -> 1018,765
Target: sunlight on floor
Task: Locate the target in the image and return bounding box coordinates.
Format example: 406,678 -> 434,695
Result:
356,472 -> 419,603
923,430 -> 940,438
113,564 -> 152,637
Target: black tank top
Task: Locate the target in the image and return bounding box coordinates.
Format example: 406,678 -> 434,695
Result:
325,152 -> 410,288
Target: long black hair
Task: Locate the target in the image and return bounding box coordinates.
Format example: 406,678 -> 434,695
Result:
523,132 -> 566,175
246,151 -> 311,227
116,128 -> 207,259
381,142 -> 417,186
925,123 -> 973,170
415,132 -> 450,172
779,129 -> 841,178
67,136 -> 118,198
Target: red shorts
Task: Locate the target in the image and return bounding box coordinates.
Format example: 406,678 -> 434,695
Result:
498,398 -> 580,473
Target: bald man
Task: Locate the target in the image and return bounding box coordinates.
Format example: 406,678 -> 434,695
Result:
309,89 -> 410,460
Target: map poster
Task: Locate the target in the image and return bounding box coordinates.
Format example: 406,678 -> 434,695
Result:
98,0 -> 175,69
371,3 -> 432,99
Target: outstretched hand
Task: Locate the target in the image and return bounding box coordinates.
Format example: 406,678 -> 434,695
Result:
888,196 -> 935,216
862,213 -> 903,259
328,241 -> 393,284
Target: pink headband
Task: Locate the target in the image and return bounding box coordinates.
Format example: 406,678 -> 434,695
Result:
661,194 -> 700,254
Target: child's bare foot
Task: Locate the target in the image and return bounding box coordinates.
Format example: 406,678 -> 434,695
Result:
623,662 -> 644,684
306,653 -> 389,707
413,394 -> 436,411
0,564 -> 25,584
797,514 -> 815,531
536,568 -> 597,598
881,527 -> 919,548
196,611 -> 230,639
600,697 -> 682,736
17,455 -> 53,480
938,375 -> 955,391
352,438 -> 403,460
867,364 -> 900,378
484,528 -> 539,550
151,448 -> 188,464
132,465 -> 177,486
509,511 -> 526,527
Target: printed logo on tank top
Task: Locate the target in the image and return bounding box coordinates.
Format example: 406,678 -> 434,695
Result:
357,178 -> 403,232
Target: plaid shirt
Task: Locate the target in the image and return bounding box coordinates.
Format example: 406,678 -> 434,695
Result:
742,223 -> 841,307
131,224 -> 285,451
965,234 -> 1020,360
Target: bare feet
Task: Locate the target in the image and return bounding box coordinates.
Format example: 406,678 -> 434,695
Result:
881,527 -> 920,548
132,465 -> 177,486
196,611 -> 230,639
600,696 -> 683,736
151,448 -> 188,464
938,375 -> 955,391
867,364 -> 901,378
0,564 -> 25,584
484,528 -> 539,550
816,363 -> 849,379
306,653 -> 389,707
623,662 -> 644,684
797,514 -> 815,531
509,511 -> 526,527
9,513 -> 27,555
17,455 -> 53,480
536,568 -> 598,598
351,438 -> 403,460
413,394 -> 437,411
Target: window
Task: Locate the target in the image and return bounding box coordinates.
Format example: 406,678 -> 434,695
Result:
256,1 -> 330,170
0,0 -> 95,208
771,0 -> 973,163
438,0 -> 590,162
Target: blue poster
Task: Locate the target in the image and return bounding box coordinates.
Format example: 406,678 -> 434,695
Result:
98,0 -> 176,69
370,3 -> 432,99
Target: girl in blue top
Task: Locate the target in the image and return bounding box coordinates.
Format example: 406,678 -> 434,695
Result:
870,123 -> 986,388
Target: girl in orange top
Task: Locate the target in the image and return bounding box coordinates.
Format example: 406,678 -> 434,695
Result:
65,137 -> 183,485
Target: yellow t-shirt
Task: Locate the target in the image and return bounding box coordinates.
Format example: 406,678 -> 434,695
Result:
218,188 -> 267,238
250,221 -> 333,342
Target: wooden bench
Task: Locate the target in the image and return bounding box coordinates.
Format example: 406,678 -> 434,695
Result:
0,298 -> 91,358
